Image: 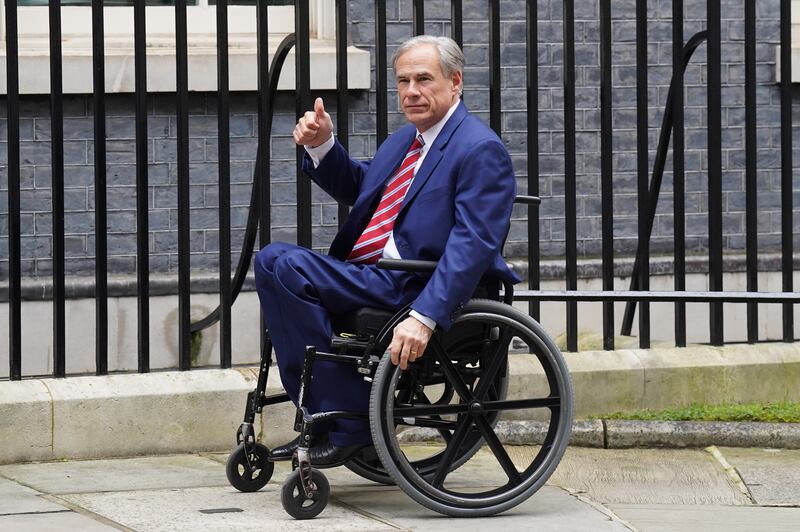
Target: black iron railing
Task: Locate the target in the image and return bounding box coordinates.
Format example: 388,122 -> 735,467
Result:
3,0 -> 799,381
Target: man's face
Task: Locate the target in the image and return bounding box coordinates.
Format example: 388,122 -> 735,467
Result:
395,44 -> 462,133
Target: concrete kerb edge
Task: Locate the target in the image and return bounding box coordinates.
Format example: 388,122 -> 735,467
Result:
2,342 -> 800,464
399,419 -> 800,449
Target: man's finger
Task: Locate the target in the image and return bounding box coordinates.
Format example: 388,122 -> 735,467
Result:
303,112 -> 320,130
315,97 -> 326,118
399,341 -> 411,370
297,121 -> 314,138
412,340 -> 425,359
389,336 -> 400,366
409,342 -> 422,362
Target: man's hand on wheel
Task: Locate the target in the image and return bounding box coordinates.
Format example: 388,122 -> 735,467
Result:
389,316 -> 433,370
293,97 -> 333,147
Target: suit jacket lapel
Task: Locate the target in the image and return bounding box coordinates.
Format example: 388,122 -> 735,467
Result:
360,128 -> 417,208
399,102 -> 468,213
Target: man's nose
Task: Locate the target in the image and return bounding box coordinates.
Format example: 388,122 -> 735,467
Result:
406,80 -> 421,95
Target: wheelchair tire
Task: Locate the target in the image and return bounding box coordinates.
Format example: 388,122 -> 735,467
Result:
226,442 -> 274,492
369,299 -> 573,517
281,469 -> 330,520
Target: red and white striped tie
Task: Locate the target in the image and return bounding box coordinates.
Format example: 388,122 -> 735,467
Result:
347,135 -> 425,264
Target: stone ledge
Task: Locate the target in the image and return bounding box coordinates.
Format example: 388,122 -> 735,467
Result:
3,252 -> 799,303
0,368 -> 297,465
1,342 -> 799,464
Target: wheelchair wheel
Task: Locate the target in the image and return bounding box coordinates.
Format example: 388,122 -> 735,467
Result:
281,469 -> 330,520
369,299 -> 573,517
346,321 -> 511,485
226,443 -> 274,492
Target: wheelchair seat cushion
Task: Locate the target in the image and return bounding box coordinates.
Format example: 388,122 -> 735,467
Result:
331,307 -> 395,337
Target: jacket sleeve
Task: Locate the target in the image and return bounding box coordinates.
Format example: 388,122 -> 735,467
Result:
302,140 -> 371,206
409,139 -> 515,330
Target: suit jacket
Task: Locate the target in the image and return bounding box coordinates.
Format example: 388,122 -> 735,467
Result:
302,102 -> 521,330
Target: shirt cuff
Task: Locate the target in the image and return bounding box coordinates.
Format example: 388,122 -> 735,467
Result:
409,310 -> 437,331
304,134 -> 335,168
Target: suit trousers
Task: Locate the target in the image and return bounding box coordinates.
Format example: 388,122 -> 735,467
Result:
254,241 -> 426,446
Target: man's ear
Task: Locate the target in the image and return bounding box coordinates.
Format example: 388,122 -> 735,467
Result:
452,70 -> 463,94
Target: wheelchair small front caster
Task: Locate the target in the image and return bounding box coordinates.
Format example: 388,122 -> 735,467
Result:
281,468 -> 330,519
226,442 -> 274,492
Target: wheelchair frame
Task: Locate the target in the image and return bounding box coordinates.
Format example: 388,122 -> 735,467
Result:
225,195 -> 575,519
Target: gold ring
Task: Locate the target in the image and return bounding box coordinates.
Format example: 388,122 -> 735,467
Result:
411,350 -> 418,356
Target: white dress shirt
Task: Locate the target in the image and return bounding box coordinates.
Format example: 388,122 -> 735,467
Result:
305,100 -> 462,330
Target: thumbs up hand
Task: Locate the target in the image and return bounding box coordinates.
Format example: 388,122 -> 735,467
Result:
293,97 -> 334,147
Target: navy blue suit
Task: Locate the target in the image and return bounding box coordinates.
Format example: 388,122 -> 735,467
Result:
254,102 -> 519,445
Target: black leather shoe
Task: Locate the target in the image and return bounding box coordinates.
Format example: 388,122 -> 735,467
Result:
268,436 -> 300,462
269,433 -> 329,461
308,442 -> 369,468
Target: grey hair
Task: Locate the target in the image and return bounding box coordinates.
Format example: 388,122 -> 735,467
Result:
392,35 -> 465,79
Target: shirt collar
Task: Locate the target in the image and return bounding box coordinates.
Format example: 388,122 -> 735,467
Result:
417,100 -> 461,151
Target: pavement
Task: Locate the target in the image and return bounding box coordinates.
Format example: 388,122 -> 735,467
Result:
1,445 -> 798,531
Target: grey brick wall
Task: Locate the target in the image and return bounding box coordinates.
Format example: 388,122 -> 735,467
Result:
1,0 -> 799,280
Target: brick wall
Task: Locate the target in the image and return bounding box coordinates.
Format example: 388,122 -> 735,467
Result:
1,0 -> 798,280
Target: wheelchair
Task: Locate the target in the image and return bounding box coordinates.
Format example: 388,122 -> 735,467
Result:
225,195 -> 574,519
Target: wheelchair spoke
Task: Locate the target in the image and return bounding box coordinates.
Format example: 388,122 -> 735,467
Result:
431,415 -> 473,488
393,403 -> 468,417
413,392 -> 454,443
395,417 -> 457,432
474,416 -> 522,485
474,325 -> 513,400
430,336 -> 474,402
481,397 -> 560,411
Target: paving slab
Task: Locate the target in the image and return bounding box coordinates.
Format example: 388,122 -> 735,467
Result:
0,454 -> 227,495
204,451 -> 394,492
609,503 -> 800,532
0,477 -> 68,515
0,510 -> 119,531
211,447 -> 628,529
546,447 -> 750,505
336,485 -> 630,531
717,447 -> 800,506
60,486 -> 395,532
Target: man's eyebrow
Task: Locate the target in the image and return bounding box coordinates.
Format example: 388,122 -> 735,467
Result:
396,70 -> 435,78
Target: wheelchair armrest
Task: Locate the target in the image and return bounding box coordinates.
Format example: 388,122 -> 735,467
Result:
375,258 -> 438,273
514,195 -> 541,205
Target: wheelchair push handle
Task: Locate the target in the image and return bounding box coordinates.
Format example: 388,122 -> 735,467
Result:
513,195 -> 541,205
376,258 -> 438,273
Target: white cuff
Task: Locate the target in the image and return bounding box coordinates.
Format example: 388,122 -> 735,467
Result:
409,310 -> 437,331
304,134 -> 335,168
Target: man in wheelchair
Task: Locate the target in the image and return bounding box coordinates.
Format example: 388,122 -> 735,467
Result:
254,35 -> 519,467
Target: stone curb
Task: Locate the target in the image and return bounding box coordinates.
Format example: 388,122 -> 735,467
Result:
0,368 -> 297,465
2,342 -> 800,464
603,419 -> 800,449
398,420 -> 800,449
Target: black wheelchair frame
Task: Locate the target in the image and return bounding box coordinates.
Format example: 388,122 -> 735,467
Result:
225,195 -> 575,519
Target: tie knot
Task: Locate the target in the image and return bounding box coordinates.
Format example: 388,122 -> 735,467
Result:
411,135 -> 424,151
